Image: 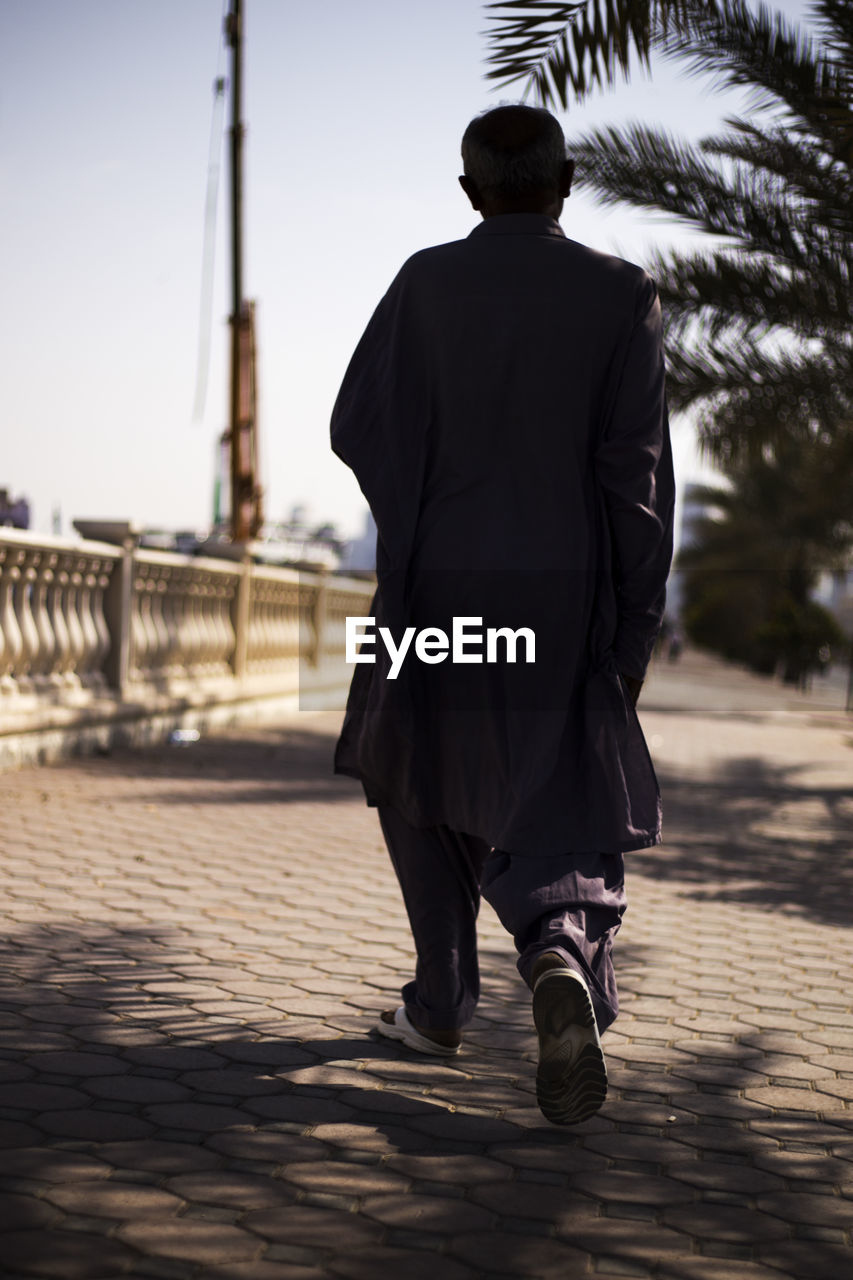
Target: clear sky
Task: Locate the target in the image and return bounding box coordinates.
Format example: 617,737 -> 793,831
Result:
2,0 -> 812,538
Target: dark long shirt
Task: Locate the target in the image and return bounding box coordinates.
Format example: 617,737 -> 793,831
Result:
331,213 -> 675,855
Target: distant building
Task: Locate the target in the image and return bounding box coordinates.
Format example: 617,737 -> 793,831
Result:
250,506 -> 345,571
0,488 -> 30,529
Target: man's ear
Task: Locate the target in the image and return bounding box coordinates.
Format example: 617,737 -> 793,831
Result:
560,158 -> 575,198
458,174 -> 482,211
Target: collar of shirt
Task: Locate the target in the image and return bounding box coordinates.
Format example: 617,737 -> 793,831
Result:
468,214 -> 565,240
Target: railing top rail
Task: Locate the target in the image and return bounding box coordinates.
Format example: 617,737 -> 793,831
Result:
328,572 -> 377,592
133,548 -> 245,576
0,527 -> 119,557
247,565 -> 376,592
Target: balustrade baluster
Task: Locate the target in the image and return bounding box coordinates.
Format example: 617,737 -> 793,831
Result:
162,567 -> 184,678
285,582 -> 301,665
197,575 -> 216,673
149,574 -> 169,677
30,552 -> 58,688
245,579 -> 257,671
90,559 -> 113,682
76,561 -> 102,686
183,572 -> 202,677
0,548 -> 24,695
210,581 -> 230,670
13,549 -> 42,692
130,574 -> 149,682
61,557 -> 86,689
46,560 -> 71,687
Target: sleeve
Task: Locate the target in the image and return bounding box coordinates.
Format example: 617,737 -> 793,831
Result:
330,262 -> 431,632
594,273 -> 675,681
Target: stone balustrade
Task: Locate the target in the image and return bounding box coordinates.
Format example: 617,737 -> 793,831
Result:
0,532 -> 117,703
128,551 -> 242,687
0,528 -> 374,765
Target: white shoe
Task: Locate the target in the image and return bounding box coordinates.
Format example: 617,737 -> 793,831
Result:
375,1006 -> 461,1056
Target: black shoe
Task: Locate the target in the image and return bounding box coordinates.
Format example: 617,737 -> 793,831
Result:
532,962 -> 607,1125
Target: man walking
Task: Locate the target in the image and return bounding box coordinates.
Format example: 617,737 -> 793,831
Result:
331,105 -> 675,1124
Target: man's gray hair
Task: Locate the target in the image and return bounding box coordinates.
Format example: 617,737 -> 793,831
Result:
461,105 -> 567,198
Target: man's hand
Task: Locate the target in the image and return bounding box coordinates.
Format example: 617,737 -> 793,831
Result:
620,673 -> 643,707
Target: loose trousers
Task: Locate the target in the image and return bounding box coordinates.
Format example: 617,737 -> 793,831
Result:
378,804 -> 627,1036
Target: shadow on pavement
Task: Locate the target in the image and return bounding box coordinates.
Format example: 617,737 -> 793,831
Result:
637,754 -> 853,927
0,924 -> 850,1279
79,722 -> 365,808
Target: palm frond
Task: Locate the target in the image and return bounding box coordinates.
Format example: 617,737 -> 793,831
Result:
812,0 -> 853,72
569,124 -> 833,261
482,0 -> 692,105
701,121 -> 851,237
666,341 -> 852,464
660,0 -> 853,165
652,249 -> 851,344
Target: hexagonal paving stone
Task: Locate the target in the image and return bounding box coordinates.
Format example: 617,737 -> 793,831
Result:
0,1192 -> 62,1229
744,1084 -> 846,1111
166,1170 -> 296,1210
329,1246 -> 476,1280
26,1050 -> 130,1076
360,1191 -> 495,1235
0,1081 -> 90,1110
755,1190 -> 853,1228
177,1068 -> 288,1096
568,1169 -> 696,1207
665,1158 -> 785,1194
243,1205 -> 383,1249
2,1229 -> 139,1278
757,1238 -> 853,1280
281,1160 -> 410,1197
145,1101 -> 260,1130
35,1109 -> 155,1142
207,1265 -> 325,1280
83,1074 -> 192,1103
387,1152 -> 513,1183
117,1217 -> 261,1264
663,1202 -> 789,1242
447,1230 -> 589,1277
0,1146 -> 112,1181
244,1095 -> 356,1126
45,1177 -> 186,1219
658,1256 -> 808,1279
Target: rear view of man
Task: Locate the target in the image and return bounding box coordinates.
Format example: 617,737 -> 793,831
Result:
331,105 -> 675,1124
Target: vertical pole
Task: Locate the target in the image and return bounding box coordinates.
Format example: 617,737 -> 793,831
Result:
227,0 -> 245,543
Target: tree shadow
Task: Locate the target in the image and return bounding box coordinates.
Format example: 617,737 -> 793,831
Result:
636,754 -> 853,927
0,923 -> 850,1280
69,718 -> 364,808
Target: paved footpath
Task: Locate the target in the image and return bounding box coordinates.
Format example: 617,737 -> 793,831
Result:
0,651 -> 851,1280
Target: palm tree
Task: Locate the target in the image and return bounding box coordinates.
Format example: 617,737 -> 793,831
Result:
485,0 -> 852,464
486,1 -> 853,675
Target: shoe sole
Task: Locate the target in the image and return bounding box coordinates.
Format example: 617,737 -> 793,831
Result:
533,970 -> 607,1125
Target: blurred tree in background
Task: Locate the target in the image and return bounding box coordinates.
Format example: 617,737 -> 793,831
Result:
485,0 -> 852,679
678,434 -> 851,682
